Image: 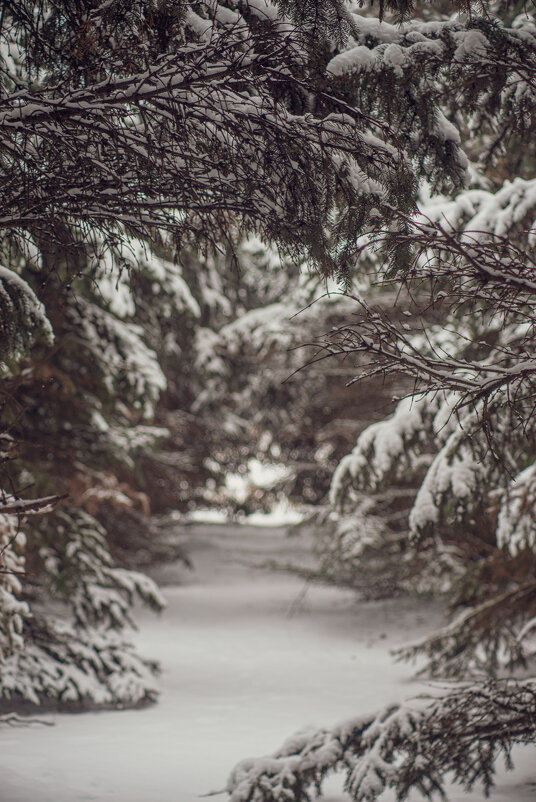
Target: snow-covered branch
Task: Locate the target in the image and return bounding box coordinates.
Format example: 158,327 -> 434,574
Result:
227,679 -> 536,801
0,2 -> 416,274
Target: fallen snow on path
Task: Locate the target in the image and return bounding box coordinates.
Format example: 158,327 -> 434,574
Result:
0,524 -> 534,802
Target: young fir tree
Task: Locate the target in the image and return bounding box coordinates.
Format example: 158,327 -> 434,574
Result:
0,230 -> 185,708
224,2 -> 536,800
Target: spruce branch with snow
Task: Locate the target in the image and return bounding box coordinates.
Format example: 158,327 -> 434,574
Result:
0,0 -> 422,276
0,506 -> 165,710
227,679 -> 536,802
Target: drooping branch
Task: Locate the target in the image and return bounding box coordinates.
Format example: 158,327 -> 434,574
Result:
0,7 -> 414,273
227,679 -> 536,801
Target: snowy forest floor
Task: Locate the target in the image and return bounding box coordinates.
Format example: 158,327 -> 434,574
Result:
1,522 -> 535,802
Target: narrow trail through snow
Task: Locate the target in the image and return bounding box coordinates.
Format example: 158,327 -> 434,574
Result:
0,524 -> 534,802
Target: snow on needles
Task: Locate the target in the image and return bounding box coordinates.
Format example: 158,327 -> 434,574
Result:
0,265 -> 54,356
330,394 -> 443,507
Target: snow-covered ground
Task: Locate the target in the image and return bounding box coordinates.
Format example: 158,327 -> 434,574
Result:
0,523 -> 534,802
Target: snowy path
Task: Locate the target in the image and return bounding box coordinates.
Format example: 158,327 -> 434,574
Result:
0,523 -> 534,802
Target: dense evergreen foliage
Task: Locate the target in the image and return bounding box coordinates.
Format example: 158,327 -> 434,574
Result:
2,0 -> 536,798
0,0 -> 397,707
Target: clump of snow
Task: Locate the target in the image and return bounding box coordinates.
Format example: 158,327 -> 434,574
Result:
421,177 -> 536,248
72,299 -> 166,418
0,265 -> 54,354
130,243 -> 200,319
93,250 -> 136,319
188,508 -> 230,524
190,459 -> 303,526
222,459 -> 291,504
330,394 -> 441,507
245,500 -> 303,527
409,427 -> 484,539
0,622 -> 159,709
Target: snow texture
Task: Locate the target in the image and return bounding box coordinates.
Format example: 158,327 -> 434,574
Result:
0,264 -> 54,356
421,178 -> 536,246
0,524 -> 534,801
0,514 -> 28,662
409,426 -> 484,539
70,299 -> 166,418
